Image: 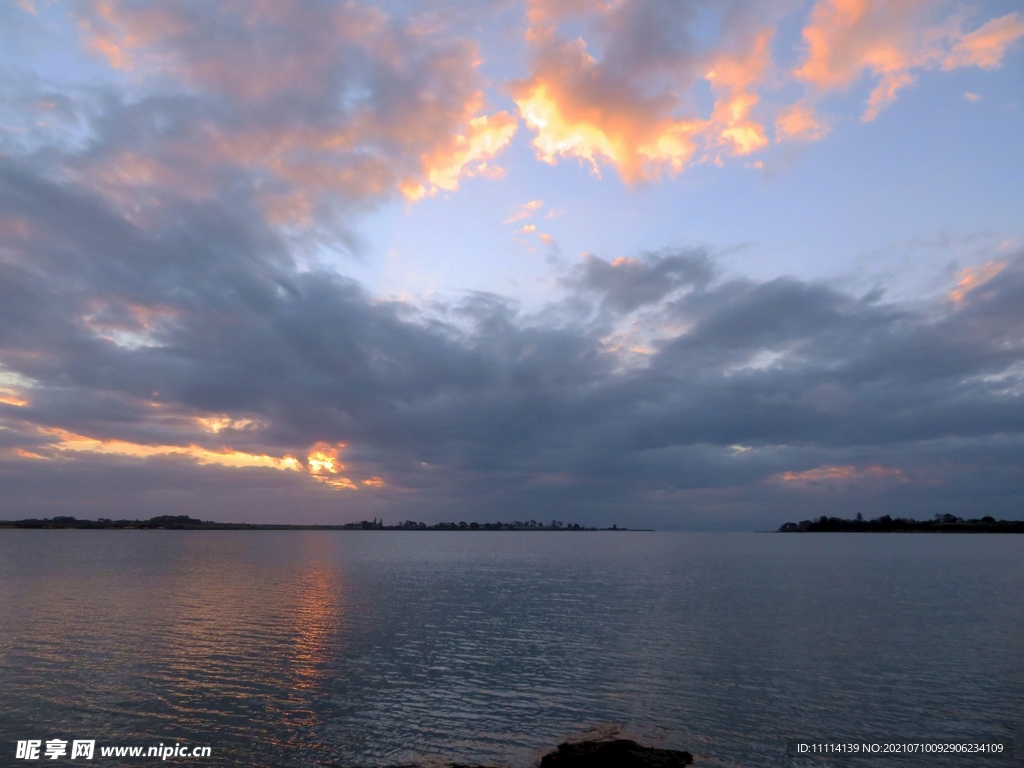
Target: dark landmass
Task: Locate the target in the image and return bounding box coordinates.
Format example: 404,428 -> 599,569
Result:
0,514 -> 646,531
780,513 -> 1024,533
329,740 -> 693,768
539,739 -> 693,768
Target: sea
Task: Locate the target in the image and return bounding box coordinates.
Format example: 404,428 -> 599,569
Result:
0,530 -> 1021,767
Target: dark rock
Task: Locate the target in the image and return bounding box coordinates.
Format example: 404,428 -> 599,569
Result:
539,739 -> 693,768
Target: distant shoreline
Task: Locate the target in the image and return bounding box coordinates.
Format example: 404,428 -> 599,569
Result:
0,515 -> 649,531
779,514 -> 1024,533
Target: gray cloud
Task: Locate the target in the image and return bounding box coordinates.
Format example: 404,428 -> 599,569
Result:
566,248 -> 713,313
2,152 -> 1024,527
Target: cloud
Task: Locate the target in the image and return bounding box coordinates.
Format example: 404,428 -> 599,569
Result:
507,1 -> 1023,181
44,427 -> 303,472
772,464 -> 904,484
794,1 -> 1024,122
566,248 -> 713,313
504,200 -> 545,224
943,12 -> 1024,70
69,0 -> 516,221
703,28 -> 772,159
948,260 -> 1005,305
510,0 -> 774,182
4,148 -> 1024,525
774,102 -> 830,142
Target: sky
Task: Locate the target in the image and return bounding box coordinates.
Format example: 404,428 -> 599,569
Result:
1,0 -> 1023,529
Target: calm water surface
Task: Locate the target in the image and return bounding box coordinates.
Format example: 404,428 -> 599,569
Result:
0,531 -> 1021,767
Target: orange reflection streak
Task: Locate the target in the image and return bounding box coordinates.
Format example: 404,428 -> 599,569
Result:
777,465 -> 903,483
948,261 -> 1005,305
143,537 -> 344,729
288,560 -> 344,693
45,427 -> 302,471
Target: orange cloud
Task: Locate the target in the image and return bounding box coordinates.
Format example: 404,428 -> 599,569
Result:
943,13 -> 1024,70
704,29 -> 773,159
315,476 -> 359,489
504,200 -> 544,224
512,69 -> 704,183
0,447 -> 48,461
403,110 -> 518,201
776,464 -> 903,483
47,427 -> 303,471
862,69 -> 919,122
513,2 -> 784,183
794,1 -> 1024,122
0,368 -> 36,408
305,441 -> 382,490
74,0 -> 516,218
948,261 -> 1005,305
21,427 -> 385,490
794,0 -> 929,121
512,4 -> 849,180
512,0 -> 760,182
775,102 -> 830,142
71,0 -> 1023,198
0,388 -> 30,407
307,442 -> 345,475
196,416 -> 257,434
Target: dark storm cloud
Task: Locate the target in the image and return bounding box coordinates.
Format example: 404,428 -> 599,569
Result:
2,149 -> 1024,526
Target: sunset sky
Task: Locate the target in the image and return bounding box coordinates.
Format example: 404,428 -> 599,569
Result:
1,0 -> 1023,528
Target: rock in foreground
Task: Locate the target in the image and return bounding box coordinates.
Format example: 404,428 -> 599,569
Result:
539,739 -> 693,768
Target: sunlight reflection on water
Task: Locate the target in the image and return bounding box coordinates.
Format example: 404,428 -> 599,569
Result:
1,531 -> 1022,767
